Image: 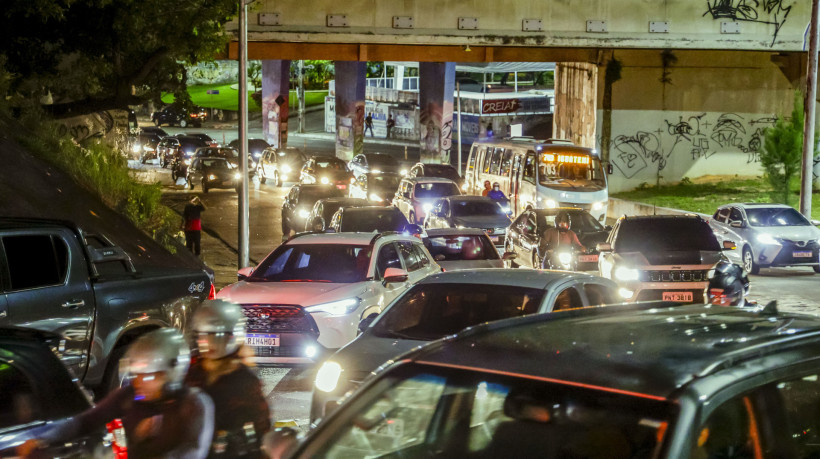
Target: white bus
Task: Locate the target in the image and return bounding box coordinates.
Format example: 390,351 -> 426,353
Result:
463,138 -> 609,222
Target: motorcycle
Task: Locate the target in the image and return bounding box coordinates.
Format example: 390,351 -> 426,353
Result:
541,246 -> 579,271
490,196 -> 514,218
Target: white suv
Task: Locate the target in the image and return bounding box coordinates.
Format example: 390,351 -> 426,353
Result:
216,232 -> 440,363
392,177 -> 461,225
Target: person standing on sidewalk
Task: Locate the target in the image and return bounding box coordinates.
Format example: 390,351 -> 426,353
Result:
364,113 -> 374,137
386,114 -> 395,139
183,196 -> 206,257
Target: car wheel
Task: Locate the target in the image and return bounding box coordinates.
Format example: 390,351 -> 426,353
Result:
187,179 -> 194,190
742,245 -> 760,275
275,171 -> 282,187
179,119 -> 188,128
171,167 -> 178,182
202,180 -> 209,193
258,168 -> 267,184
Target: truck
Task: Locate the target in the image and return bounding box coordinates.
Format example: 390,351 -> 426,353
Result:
0,218 -> 213,395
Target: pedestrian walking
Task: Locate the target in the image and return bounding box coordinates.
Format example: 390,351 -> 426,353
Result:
183,196 -> 206,256
386,114 -> 395,139
186,300 -> 272,458
364,112 -> 374,137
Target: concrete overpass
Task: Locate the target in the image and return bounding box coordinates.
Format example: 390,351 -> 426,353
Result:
225,0 -> 816,191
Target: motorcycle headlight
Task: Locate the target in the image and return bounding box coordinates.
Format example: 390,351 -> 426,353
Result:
315,361 -> 343,393
369,193 -> 383,202
756,233 -> 779,245
305,298 -> 360,316
320,177 -> 330,184
615,266 -> 640,281
558,252 -> 572,265
281,164 -> 292,173
422,203 -> 433,213
208,174 -> 217,181
298,209 -> 310,219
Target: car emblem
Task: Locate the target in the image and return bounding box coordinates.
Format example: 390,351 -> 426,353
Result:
259,313 -> 270,319
796,240 -> 807,247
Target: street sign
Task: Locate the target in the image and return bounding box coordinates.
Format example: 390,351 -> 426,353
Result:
206,90 -> 220,95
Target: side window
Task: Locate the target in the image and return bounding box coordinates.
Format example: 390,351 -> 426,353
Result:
376,243 -> 402,278
716,208 -> 730,223
691,396 -> 757,459
397,241 -> 422,272
411,243 -> 431,268
552,287 -> 583,311
499,150 -> 514,177
3,235 -> 68,291
440,200 -> 450,216
584,283 -> 617,306
523,151 -> 536,184
773,373 -> 820,456
729,207 -> 744,224
482,147 -> 493,174
467,146 -> 477,171
526,214 -> 537,233
489,148 -> 503,175
0,361 -> 42,429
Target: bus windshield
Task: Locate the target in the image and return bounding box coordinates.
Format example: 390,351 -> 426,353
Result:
538,152 -> 606,192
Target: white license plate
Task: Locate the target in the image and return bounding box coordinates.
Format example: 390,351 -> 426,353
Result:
245,333 -> 279,347
578,254 -> 599,263
490,236 -> 499,242
794,251 -> 813,258
662,292 -> 693,302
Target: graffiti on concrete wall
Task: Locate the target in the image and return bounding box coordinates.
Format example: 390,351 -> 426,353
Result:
604,112 -> 777,179
704,0 -> 792,47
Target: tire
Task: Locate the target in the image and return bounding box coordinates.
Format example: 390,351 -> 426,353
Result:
275,171 -> 282,187
203,180 -> 209,193
179,119 -> 188,128
742,246 -> 760,275
154,118 -> 161,127
259,168 -> 267,184
98,345 -> 127,399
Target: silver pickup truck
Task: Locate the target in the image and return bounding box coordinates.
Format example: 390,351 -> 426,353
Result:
0,218 -> 212,396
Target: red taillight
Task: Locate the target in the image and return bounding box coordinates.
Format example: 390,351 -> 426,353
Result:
207,284 -> 216,300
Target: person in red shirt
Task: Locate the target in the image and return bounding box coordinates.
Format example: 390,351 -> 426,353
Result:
183,196 -> 206,256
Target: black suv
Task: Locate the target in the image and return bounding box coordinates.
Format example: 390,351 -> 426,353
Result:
151,105 -> 207,128
289,302 -> 820,458
281,184 -> 345,235
598,215 -> 736,303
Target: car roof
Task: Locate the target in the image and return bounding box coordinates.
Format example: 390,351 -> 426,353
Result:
425,227 -> 488,237
342,206 -> 400,214
407,303 -> 820,400
317,197 -> 369,204
417,268 -> 603,289
532,207 -> 585,215
619,214 -> 703,223
404,177 -> 459,184
284,231 -> 411,245
444,196 -> 499,202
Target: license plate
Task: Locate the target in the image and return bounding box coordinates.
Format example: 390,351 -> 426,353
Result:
794,251 -> 813,258
578,254 -> 598,263
245,333 -> 279,347
662,292 -> 693,302
490,236 -> 499,242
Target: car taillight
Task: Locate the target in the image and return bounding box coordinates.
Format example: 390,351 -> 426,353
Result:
207,284 -> 216,300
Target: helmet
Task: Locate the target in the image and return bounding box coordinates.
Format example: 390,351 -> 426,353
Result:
557,213 -> 571,229
707,261 -> 749,306
492,182 -> 500,188
120,328 -> 190,393
191,299 -> 247,359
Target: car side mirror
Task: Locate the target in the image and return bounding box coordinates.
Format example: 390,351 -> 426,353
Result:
606,164 -> 614,175
358,313 -> 378,334
434,254 -> 446,261
723,240 -> 737,250
502,251 -> 517,261
237,266 -> 254,280
382,267 -> 409,285
729,220 -> 744,228
596,242 -> 612,252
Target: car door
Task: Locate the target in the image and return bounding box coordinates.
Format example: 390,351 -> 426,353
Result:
519,212 -> 540,267
0,232 -> 95,379
396,240 -> 430,287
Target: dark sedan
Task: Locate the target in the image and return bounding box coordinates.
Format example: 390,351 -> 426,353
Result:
349,172 -> 402,205
408,162 -> 463,188
329,206 -> 418,234
282,184 -> 346,235
305,197 -> 370,231
506,207 -> 611,270
424,196 -> 512,248
300,156 -> 353,191
151,105 -> 206,128
0,328 -> 104,457
185,157 -> 246,193
228,138 -> 270,163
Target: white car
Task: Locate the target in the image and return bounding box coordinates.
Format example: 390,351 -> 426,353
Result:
216,232 -> 440,363
392,177 -> 461,225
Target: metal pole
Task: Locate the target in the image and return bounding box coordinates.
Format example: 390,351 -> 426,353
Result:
801,0 -> 820,218
238,0 -> 250,268
514,72 -> 518,92
298,60 -> 305,133
457,81 -> 462,174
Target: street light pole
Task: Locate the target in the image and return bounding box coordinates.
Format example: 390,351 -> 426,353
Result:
801,0 -> 819,218
456,82 -> 462,174
238,0 -> 251,269
298,60 -> 305,133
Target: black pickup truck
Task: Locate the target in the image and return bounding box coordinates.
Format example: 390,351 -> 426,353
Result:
0,218 -> 212,395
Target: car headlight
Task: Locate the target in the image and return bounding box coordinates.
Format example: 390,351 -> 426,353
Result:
756,233 -> 780,245
618,288 -> 634,299
545,199 -> 557,208
369,193 -> 383,202
184,159 -> 192,165
208,174 -> 217,181
558,252 -> 572,265
315,361 -> 343,393
234,172 -> 242,179
615,266 -> 640,281
305,298 -> 360,316
400,169 -> 408,176
592,201 -> 605,211
320,177 -> 330,184
297,209 -> 310,219
132,143 -> 141,153
281,164 -> 292,173
422,203 -> 433,213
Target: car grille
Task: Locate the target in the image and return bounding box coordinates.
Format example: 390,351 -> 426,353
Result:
240,304 -> 319,334
770,239 -> 819,265
640,270 -> 709,282
252,345 -> 305,358
635,289 -> 705,303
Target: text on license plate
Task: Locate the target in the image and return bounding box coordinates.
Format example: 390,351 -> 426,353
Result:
578,254 -> 599,263
246,333 -> 279,347
793,251 -> 813,258
662,291 -> 693,302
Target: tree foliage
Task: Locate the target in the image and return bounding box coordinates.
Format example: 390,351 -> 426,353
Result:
0,0 -> 237,115
759,91 -> 814,205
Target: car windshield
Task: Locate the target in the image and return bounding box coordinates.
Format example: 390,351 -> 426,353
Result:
279,151 -> 304,162
424,235 -> 500,261
316,158 -> 347,170
299,187 -> 345,205
538,152 -> 606,191
368,155 -> 398,167
249,244 -> 369,283
539,211 -> 605,233
414,182 -> 460,199
615,219 -> 720,252
370,175 -> 401,189
341,210 -> 407,233
452,200 -> 506,217
373,283 -> 543,340
201,159 -> 231,169
424,165 -> 460,181
745,207 -> 811,227
306,365 -> 673,458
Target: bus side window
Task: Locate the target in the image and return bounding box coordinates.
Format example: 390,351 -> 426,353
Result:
482,147 -> 492,174
467,146 -> 476,171
499,149 -> 513,177
489,147 -> 503,175
523,151 -> 536,184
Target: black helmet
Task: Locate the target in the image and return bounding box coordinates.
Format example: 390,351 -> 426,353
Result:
707,261 -> 750,306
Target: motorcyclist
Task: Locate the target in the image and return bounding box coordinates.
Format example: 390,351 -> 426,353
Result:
21,328 -> 214,459
540,213 -> 586,269
185,300 -> 271,458
706,260 -> 750,306
487,182 -> 507,201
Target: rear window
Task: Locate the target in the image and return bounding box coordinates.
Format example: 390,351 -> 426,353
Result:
299,187 -> 345,204
424,165 -> 460,181
341,210 -> 407,233
414,182 -> 460,199
315,158 -> 347,170
424,235 -> 500,261
615,219 -> 720,252
368,155 -> 398,166
452,200 -> 506,217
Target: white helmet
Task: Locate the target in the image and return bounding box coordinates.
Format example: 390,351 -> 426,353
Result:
120,328 -> 190,392
191,299 -> 246,359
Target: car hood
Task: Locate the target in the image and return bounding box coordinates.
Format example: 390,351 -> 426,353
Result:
217,280 -> 366,307
451,215 -> 511,229
614,250 -> 723,267
334,333 -> 426,377
438,260 -> 504,271
754,225 -> 820,242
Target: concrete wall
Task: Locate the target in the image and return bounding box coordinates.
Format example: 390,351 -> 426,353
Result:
554,62 -> 597,148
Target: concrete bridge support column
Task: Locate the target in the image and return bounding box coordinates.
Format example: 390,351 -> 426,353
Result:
334,61 -> 367,161
262,60 -> 290,149
554,63 -> 598,148
419,62 -> 456,163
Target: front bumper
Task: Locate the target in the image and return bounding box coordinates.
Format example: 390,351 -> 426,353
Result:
757,240 -> 820,268
619,280 -> 708,304
240,304 -> 324,364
